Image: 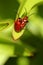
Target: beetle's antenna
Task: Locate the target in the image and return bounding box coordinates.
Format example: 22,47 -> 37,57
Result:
21,8 -> 28,18
15,11 -> 21,20
17,12 -> 20,18
24,8 -> 27,15
29,12 -> 37,17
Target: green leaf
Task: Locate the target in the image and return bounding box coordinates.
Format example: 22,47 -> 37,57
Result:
17,0 -> 43,37
12,0 -> 27,40
17,0 -> 43,17
27,2 -> 43,36
14,0 -> 43,40
0,44 -> 14,65
0,19 -> 13,32
12,26 -> 25,40
0,21 -> 9,31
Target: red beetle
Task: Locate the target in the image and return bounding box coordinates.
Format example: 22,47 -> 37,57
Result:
14,16 -> 28,32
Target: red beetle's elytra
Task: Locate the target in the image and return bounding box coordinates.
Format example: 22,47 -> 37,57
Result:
14,16 -> 28,32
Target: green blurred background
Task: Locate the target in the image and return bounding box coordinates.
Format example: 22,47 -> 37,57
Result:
0,0 -> 43,65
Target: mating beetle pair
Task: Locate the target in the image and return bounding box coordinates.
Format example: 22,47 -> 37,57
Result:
14,16 -> 28,32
